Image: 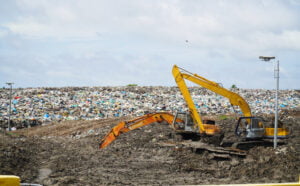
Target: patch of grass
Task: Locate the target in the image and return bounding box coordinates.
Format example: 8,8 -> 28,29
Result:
6,131 -> 21,137
218,115 -> 235,120
127,84 -> 138,87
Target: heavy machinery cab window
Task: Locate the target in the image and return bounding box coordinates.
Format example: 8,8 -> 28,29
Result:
172,112 -> 187,130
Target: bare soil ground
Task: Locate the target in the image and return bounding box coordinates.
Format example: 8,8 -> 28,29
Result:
1,112 -> 299,185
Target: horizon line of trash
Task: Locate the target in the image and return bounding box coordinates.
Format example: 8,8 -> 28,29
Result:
0,86 -> 299,130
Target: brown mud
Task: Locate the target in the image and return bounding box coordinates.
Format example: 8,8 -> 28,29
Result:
0,113 -> 299,185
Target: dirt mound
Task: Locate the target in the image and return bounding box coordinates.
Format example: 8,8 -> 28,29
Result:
13,117 -> 130,137
0,116 -> 299,185
0,132 -> 39,182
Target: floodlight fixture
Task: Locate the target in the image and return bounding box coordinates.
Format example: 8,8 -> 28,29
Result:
259,56 -> 275,62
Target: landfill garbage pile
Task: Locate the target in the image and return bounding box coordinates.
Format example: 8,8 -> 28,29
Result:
0,110 -> 299,185
0,87 -> 299,130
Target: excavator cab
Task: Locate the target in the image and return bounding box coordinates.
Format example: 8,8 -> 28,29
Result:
172,112 -> 195,132
235,117 -> 266,139
172,112 -> 219,135
171,111 -> 223,144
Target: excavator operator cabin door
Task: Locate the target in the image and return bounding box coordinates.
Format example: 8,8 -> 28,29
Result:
172,112 -> 194,132
236,117 -> 265,139
247,117 -> 265,139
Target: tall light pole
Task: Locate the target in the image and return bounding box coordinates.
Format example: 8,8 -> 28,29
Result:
259,56 -> 279,149
6,82 -> 14,131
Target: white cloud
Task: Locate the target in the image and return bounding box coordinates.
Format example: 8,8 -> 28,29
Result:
1,0 -> 300,88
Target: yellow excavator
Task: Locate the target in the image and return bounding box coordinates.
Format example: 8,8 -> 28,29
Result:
99,65 -> 223,149
99,65 -> 289,149
172,65 -> 289,140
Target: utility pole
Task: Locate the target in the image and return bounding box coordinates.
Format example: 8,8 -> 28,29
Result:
6,82 -> 14,131
274,60 -> 279,149
259,56 -> 279,149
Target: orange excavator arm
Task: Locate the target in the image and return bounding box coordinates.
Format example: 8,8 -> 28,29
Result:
99,112 -> 179,149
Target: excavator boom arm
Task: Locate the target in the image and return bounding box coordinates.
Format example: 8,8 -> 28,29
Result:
99,112 -> 177,149
173,65 -> 252,118
172,65 -> 206,133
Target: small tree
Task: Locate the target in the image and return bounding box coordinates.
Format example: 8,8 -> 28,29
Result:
231,84 -> 237,89
127,84 -> 138,87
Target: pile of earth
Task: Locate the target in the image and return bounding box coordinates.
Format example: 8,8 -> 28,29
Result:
0,113 -> 299,185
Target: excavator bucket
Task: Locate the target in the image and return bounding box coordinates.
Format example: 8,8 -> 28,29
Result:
99,121 -> 129,149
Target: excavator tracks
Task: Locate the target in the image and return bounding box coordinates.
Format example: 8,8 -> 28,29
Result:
158,141 -> 247,159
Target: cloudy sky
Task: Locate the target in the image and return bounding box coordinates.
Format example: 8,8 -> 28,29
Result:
1,0 -> 299,89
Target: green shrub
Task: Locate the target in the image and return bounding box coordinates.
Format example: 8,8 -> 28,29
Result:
127,84 -> 138,87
